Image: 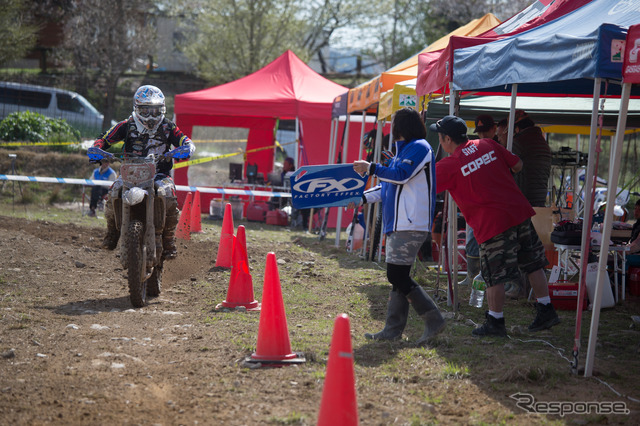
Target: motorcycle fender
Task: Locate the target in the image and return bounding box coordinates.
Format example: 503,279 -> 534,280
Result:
123,187 -> 148,206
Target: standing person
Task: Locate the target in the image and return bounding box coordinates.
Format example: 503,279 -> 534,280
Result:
88,158 -> 116,217
460,115 -> 498,286
512,110 -> 552,207
92,85 -> 195,260
283,156 -> 310,230
352,108 -> 444,344
431,115 -> 559,337
496,118 -> 509,148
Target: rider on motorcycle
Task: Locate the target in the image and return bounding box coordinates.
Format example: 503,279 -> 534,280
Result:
92,85 -> 195,260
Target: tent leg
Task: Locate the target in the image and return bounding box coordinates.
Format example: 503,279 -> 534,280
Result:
584,82 -> 631,377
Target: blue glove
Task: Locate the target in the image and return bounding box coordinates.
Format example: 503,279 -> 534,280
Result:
168,145 -> 191,159
87,147 -> 114,162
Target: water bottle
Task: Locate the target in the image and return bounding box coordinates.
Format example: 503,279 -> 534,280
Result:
469,273 -> 486,308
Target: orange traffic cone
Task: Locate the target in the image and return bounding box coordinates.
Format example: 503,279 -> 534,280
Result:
317,314 -> 358,426
176,192 -> 192,240
216,225 -> 260,311
190,190 -> 203,233
245,252 -> 305,366
214,203 -> 234,268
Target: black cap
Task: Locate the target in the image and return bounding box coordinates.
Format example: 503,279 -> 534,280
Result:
474,114 -> 495,133
429,115 -> 467,139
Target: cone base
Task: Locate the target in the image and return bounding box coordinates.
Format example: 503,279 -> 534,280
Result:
215,300 -> 261,311
245,352 -> 306,366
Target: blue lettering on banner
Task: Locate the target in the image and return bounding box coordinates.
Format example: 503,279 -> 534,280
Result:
290,164 -> 369,209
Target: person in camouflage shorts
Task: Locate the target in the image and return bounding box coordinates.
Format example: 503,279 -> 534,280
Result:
432,115 -> 559,337
480,218 -> 548,286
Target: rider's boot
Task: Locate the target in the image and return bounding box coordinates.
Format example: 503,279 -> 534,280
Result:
162,198 -> 179,260
101,200 -> 119,250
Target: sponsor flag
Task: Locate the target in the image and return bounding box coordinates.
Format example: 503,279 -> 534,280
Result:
290,164 -> 368,209
624,24 -> 640,84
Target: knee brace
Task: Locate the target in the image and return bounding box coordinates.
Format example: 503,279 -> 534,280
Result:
386,263 -> 417,296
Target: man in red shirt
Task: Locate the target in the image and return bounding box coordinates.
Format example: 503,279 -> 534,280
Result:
432,115 -> 560,337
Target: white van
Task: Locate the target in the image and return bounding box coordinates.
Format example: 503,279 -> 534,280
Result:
0,82 -> 104,135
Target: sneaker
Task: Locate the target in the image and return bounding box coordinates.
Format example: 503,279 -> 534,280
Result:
528,302 -> 560,332
472,311 -> 507,337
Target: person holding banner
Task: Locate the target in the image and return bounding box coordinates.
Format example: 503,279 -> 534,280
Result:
431,115 -> 559,337
352,107 -> 445,345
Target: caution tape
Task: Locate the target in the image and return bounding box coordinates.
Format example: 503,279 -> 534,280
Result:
1,141 -> 82,147
173,140 -> 296,169
0,174 -> 291,198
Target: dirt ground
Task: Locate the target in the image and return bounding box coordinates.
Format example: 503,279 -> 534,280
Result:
0,209 -> 639,425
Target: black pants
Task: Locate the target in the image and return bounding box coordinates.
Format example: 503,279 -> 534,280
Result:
90,186 -> 108,210
387,263 -> 418,295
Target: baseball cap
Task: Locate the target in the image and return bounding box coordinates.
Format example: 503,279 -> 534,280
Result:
429,115 -> 467,139
474,115 -> 495,133
514,109 -> 529,124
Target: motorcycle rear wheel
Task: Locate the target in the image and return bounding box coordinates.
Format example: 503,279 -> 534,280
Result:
127,220 -> 147,308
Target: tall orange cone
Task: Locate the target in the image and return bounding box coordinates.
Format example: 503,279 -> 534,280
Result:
190,190 -> 203,233
317,314 -> 358,426
176,192 -> 192,240
245,252 -> 305,366
216,225 -> 260,311
214,203 -> 234,268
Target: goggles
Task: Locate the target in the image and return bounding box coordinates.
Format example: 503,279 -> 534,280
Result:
136,105 -> 165,118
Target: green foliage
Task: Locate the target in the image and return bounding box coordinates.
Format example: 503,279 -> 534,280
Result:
0,0 -> 37,66
0,111 -> 81,143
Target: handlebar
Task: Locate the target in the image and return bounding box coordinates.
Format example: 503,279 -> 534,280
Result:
87,147 -> 191,163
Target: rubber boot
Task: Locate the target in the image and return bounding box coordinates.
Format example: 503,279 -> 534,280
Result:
101,200 -> 119,250
162,198 -> 179,260
459,255 -> 480,286
364,290 -> 409,341
407,286 -> 445,345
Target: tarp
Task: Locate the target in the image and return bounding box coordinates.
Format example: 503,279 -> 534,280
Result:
173,50 -> 368,216
346,13 -> 500,113
416,0 -> 592,96
452,0 -> 640,93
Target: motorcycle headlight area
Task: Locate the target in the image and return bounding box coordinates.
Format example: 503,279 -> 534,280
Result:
123,187 -> 148,206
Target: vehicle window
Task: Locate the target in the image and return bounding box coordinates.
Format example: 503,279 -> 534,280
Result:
0,87 -> 52,108
57,93 -> 85,114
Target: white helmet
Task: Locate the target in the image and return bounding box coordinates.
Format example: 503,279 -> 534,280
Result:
133,85 -> 166,130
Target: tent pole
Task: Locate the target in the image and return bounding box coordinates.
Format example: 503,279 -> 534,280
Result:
572,78 -> 602,375
294,117 -> 300,167
584,81 -> 631,377
506,84 -> 518,152
328,118 -> 337,164
358,111 -> 366,161
335,114 -> 352,247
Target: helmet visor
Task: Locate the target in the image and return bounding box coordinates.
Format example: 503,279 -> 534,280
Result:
136,105 -> 166,118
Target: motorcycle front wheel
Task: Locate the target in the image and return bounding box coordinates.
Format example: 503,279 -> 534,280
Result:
127,220 -> 147,308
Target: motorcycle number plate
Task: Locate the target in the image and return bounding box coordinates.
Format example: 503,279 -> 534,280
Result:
121,162 -> 154,185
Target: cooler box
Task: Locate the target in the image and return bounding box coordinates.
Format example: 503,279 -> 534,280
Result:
548,281 -> 588,310
266,210 -> 288,226
246,202 -> 269,222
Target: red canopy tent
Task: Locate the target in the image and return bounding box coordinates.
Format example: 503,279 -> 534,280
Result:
174,50 -> 364,214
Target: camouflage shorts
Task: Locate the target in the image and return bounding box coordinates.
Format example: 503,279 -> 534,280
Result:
386,231 -> 429,265
479,218 -> 548,287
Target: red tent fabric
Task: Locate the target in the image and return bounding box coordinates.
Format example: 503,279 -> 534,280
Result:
416,0 -> 591,96
173,50 -> 365,220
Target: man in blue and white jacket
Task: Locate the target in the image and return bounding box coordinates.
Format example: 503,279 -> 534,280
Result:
353,107 -> 444,345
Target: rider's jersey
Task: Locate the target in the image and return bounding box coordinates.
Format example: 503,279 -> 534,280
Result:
93,116 -> 194,176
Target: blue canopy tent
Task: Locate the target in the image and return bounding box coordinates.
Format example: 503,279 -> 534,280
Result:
448,0 -> 640,377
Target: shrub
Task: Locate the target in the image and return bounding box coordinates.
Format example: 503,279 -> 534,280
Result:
0,111 -> 81,143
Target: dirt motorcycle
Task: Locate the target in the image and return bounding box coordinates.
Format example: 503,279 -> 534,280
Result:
88,146 -> 190,307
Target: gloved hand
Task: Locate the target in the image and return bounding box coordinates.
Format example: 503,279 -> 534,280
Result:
87,147 -> 114,163
168,145 -> 191,159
